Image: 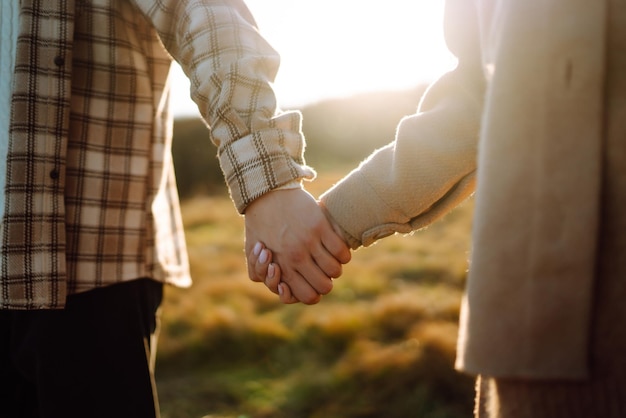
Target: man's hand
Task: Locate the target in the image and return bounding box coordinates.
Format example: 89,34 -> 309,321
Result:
244,188 -> 351,304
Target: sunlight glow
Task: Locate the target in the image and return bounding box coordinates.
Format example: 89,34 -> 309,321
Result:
171,0 -> 455,116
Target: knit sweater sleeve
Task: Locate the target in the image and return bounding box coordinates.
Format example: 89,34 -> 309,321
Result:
319,0 -> 484,249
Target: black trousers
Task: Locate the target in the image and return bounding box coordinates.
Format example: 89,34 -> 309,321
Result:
0,278 -> 163,418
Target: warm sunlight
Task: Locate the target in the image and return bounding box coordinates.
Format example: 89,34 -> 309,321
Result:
171,0 -> 455,116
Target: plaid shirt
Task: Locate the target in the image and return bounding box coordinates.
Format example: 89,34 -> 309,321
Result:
2,0 -> 314,309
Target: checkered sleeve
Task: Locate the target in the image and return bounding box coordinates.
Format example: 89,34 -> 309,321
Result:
134,0 -> 315,212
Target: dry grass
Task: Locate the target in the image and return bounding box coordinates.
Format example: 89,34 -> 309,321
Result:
156,169 -> 475,418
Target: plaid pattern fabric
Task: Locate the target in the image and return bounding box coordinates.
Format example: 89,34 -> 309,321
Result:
3,0 -> 314,309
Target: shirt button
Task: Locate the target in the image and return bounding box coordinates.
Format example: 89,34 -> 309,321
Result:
54,56 -> 65,67
49,169 -> 60,180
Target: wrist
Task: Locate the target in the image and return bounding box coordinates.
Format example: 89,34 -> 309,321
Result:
318,200 -> 351,246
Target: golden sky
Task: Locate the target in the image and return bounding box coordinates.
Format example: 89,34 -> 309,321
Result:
171,0 -> 455,116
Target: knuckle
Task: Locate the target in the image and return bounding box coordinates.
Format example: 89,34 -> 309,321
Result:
327,264 -> 342,279
302,294 -> 321,305
285,250 -> 307,264
317,280 -> 333,296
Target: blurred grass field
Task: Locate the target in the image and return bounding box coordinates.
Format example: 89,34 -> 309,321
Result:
156,168 -> 476,418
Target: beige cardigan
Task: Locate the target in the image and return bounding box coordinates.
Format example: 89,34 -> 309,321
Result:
320,0 -> 605,379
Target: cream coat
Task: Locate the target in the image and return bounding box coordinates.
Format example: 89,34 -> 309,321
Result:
321,0 -> 607,379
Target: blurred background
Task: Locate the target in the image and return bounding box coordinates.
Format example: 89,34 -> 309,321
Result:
159,1 -> 476,417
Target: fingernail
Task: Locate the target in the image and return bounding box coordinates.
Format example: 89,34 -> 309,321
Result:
253,242 -> 262,256
259,249 -> 269,264
267,263 -> 275,279
278,283 -> 284,296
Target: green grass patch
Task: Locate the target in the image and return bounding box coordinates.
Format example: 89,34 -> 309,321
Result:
157,170 -> 475,418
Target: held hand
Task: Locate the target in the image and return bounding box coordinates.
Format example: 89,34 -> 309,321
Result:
249,200 -> 351,304
249,242 -> 297,304
244,188 -> 351,304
